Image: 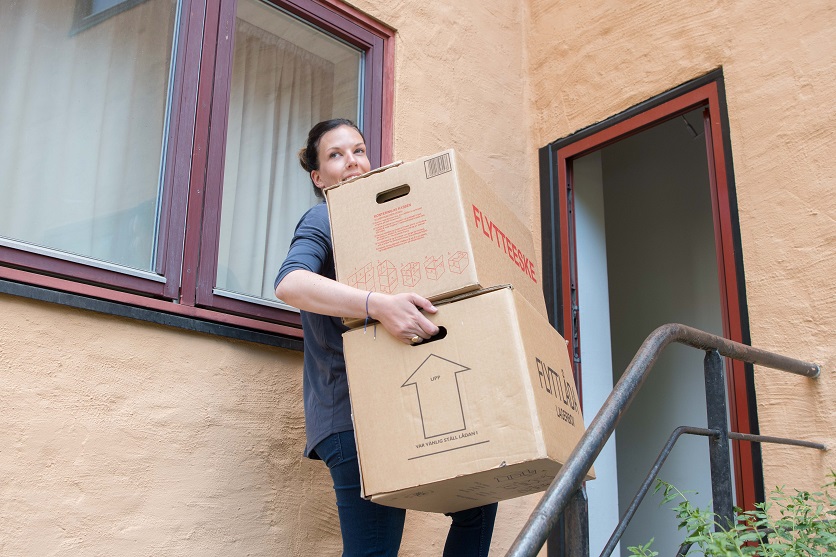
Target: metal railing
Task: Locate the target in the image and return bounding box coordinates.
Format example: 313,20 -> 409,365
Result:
505,323 -> 823,557
599,426 -> 826,557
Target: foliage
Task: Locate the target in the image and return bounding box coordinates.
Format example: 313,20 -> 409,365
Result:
627,471 -> 836,556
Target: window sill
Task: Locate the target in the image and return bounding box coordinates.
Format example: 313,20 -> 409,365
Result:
0,267 -> 303,351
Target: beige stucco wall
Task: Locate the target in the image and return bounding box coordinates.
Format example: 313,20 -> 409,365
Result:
525,0 -> 835,493
0,295 -> 318,554
371,0 -> 538,232
3,0 -> 834,555
0,292 -> 546,555
1,0 -> 548,554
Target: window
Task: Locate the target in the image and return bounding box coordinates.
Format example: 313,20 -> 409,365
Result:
0,0 -> 394,338
214,0 -> 362,307
1,0 -> 178,275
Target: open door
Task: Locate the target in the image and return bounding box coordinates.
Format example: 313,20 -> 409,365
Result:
541,71 -> 759,555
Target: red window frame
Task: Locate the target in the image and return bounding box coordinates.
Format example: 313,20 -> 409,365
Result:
0,0 -> 394,339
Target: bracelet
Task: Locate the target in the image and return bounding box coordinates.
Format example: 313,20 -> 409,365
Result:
363,291 -> 373,333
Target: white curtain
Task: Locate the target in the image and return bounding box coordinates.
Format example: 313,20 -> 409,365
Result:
0,0 -> 177,271
215,19 -> 336,301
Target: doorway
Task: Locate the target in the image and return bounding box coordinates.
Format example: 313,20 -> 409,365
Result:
540,74 -> 758,556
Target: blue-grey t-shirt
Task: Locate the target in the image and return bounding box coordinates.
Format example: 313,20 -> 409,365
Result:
275,201 -> 351,459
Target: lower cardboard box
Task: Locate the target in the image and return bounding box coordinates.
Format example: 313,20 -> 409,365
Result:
342,285 -> 594,514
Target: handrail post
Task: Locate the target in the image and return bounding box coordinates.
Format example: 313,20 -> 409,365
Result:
703,349 -> 733,526
546,487 -> 589,557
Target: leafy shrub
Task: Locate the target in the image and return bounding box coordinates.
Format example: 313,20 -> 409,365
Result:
628,471 -> 836,556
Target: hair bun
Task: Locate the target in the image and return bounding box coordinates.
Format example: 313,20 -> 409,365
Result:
298,146 -> 312,173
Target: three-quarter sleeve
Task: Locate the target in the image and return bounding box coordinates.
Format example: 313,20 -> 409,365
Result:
275,203 -> 333,289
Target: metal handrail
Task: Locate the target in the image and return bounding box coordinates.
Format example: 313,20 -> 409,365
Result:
599,426 -> 719,557
505,323 -> 822,557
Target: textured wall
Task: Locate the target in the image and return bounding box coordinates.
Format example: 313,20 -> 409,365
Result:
359,0 -> 537,234
0,294 -> 337,555
0,0 -> 549,553
525,0 -> 835,493
4,0 -> 834,555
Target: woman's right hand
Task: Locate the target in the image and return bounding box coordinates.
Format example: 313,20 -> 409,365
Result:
367,292 -> 439,345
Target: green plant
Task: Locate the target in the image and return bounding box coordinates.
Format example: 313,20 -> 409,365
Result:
627,471 -> 836,556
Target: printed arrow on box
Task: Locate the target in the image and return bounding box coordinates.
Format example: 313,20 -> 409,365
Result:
401,354 -> 471,439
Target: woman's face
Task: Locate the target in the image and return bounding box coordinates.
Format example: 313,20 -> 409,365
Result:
311,125 -> 371,191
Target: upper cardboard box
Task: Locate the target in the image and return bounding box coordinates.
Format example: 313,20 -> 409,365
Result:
325,150 -> 547,322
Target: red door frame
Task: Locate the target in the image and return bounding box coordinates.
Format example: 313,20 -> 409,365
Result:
543,77 -> 760,510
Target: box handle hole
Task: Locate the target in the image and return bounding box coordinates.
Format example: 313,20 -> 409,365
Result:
414,326 -> 447,346
376,184 -> 410,204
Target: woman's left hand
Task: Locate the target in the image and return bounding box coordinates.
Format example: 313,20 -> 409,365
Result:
368,292 -> 439,345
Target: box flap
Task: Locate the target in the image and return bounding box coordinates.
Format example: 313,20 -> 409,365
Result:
433,284 -> 512,308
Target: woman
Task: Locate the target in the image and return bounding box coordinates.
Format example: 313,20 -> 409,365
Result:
275,119 -> 498,557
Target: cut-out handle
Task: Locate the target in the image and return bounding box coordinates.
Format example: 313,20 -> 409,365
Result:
412,326 -> 447,346
376,184 -> 410,204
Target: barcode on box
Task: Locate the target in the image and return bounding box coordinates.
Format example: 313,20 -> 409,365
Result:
424,153 -> 452,179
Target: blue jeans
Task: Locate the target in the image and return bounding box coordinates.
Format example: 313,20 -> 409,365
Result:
314,431 -> 498,557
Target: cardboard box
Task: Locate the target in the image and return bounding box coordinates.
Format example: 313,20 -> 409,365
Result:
325,150 -> 547,325
342,286 -> 593,514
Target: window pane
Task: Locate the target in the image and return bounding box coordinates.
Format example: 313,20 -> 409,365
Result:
216,0 -> 362,302
92,0 -> 130,13
0,0 -> 178,272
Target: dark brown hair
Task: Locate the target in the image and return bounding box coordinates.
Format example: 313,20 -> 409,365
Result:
299,118 -> 365,198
